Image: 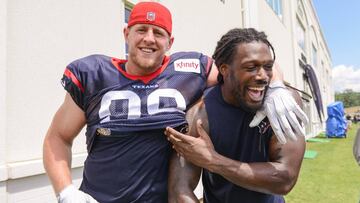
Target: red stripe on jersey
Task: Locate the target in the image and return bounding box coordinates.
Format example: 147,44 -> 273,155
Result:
64,68 -> 85,93
111,56 -> 170,84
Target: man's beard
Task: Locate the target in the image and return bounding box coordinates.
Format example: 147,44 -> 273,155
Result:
231,87 -> 260,113
230,74 -> 268,113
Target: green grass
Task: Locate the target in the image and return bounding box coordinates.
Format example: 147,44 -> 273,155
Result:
285,123 -> 360,203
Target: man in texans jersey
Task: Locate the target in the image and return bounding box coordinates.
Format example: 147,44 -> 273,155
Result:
43,2 -> 308,203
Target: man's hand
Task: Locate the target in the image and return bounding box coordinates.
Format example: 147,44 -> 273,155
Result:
165,120 -> 217,168
57,185 -> 98,203
249,81 -> 309,144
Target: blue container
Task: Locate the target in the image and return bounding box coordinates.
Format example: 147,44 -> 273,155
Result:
326,101 -> 347,138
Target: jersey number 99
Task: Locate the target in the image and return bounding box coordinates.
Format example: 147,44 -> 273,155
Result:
98,89 -> 186,123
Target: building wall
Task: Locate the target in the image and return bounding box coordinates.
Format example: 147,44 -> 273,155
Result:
6,0 -> 124,164
258,0 -> 297,84
1,0 -> 8,202
166,0 -> 244,55
0,0 -> 333,201
1,0 -> 124,202
294,0 -> 333,136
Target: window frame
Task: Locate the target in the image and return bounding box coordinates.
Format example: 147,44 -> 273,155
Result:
265,0 -> 283,20
296,17 -> 306,52
124,1 -> 134,59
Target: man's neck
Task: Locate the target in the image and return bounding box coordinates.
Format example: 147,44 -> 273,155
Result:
125,62 -> 161,76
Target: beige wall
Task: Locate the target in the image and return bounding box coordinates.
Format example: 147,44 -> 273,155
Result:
6,0 -> 124,163
258,0 -> 297,84
2,0 -> 124,201
166,0 -> 243,55
1,3 -> 8,202
0,182 -> 6,203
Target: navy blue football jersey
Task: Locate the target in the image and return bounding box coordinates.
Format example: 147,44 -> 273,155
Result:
61,52 -> 212,203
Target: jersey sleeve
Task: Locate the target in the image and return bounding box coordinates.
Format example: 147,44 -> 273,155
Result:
172,51 -> 213,78
61,59 -> 87,110
200,53 -> 214,78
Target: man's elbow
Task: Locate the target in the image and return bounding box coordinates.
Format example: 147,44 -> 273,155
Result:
168,186 -> 199,203
168,193 -> 199,203
271,171 -> 299,195
275,182 -> 296,195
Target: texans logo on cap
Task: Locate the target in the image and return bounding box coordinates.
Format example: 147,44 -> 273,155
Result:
146,12 -> 156,21
128,2 -> 172,35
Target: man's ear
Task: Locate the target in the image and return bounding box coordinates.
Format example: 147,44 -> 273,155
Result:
123,27 -> 130,43
219,63 -> 229,78
167,36 -> 175,51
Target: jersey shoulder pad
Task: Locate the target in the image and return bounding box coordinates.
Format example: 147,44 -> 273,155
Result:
62,54 -> 111,109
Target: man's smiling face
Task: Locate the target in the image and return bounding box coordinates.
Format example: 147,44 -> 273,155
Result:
221,41 -> 274,112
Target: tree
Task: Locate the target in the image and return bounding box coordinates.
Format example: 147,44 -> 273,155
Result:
335,90 -> 360,108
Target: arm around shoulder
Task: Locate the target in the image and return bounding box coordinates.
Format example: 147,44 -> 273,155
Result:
266,134 -> 305,194
206,133 -> 305,195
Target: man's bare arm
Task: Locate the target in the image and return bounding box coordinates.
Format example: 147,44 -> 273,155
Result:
43,93 -> 86,194
168,153 -> 201,203
167,100 -> 208,203
206,134 -> 305,195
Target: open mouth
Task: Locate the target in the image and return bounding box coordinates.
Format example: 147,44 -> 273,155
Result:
247,86 -> 266,102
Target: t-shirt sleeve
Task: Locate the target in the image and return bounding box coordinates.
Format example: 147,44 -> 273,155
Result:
61,60 -> 86,110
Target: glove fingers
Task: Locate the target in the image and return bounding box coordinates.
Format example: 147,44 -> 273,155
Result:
272,96 -> 296,142
265,104 -> 286,144
293,104 -> 309,125
287,111 -> 306,137
249,110 -> 266,127
279,114 -> 297,141
282,94 -> 309,126
273,96 -> 286,118
279,97 -> 301,139
280,96 -> 306,139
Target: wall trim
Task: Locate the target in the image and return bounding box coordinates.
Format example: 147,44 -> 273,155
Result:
0,165 -> 7,181
2,153 -> 86,180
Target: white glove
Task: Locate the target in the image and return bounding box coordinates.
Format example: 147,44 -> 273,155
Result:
57,184 -> 99,203
249,81 -> 309,144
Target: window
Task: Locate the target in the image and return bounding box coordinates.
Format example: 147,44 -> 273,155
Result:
124,4 -> 133,59
296,18 -> 306,51
296,0 -> 305,20
296,0 -> 308,52
312,44 -> 317,67
125,7 -> 131,24
266,0 -> 283,19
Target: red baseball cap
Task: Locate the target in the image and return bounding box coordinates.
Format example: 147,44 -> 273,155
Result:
127,2 -> 172,36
